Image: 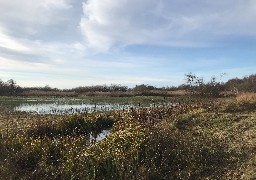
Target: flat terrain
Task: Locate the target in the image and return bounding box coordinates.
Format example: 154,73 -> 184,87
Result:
0,95 -> 255,179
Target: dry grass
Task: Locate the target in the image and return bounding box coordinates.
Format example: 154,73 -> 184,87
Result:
81,90 -> 189,97
20,90 -> 77,97
236,93 -> 256,102
167,90 -> 189,96
81,91 -> 134,97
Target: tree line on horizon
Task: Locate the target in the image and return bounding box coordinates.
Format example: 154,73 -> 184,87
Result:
0,74 -> 255,96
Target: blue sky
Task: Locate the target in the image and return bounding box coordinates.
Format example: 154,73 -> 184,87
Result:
0,0 -> 255,88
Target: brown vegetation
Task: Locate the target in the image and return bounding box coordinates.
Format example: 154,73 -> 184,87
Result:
20,90 -> 78,97
236,92 -> 256,102
0,96 -> 255,179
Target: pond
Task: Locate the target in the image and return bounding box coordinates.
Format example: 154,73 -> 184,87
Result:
0,96 -> 173,115
14,102 -> 141,114
92,129 -> 111,142
0,97 -> 173,143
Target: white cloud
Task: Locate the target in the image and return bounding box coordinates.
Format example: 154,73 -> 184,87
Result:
0,30 -> 31,52
80,0 -> 256,51
0,0 -> 85,65
0,0 -> 74,36
0,0 -> 86,66
0,29 -> 84,65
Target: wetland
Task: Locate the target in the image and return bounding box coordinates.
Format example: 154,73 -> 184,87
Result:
0,95 -> 255,179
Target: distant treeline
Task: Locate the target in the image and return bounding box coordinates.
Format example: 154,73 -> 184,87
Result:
71,84 -> 129,93
0,74 -> 255,96
225,74 -> 256,93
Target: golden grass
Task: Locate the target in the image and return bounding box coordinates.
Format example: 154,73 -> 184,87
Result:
236,93 -> 256,102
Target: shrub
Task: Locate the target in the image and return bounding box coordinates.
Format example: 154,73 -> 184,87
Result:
184,73 -> 224,97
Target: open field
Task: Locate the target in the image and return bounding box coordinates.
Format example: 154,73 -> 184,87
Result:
0,95 -> 255,179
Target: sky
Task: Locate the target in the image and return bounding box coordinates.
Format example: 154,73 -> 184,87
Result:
0,0 -> 256,89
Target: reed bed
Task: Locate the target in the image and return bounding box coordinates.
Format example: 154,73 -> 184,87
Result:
236,92 -> 256,102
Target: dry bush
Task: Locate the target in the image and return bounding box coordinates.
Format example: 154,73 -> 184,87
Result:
236,93 -> 256,102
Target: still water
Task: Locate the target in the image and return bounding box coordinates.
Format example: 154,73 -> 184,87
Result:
10,97 -> 172,115
14,103 -> 137,114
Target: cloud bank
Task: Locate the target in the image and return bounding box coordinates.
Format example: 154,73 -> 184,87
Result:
80,0 -> 256,51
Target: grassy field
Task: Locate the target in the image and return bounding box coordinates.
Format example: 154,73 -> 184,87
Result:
0,95 -> 255,179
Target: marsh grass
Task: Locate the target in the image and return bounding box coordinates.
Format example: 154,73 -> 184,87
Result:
0,96 -> 255,179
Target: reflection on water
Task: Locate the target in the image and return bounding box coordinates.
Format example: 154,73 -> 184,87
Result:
13,98 -> 175,115
14,103 -> 136,114
91,129 -> 111,142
